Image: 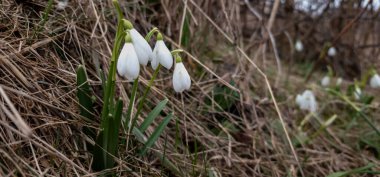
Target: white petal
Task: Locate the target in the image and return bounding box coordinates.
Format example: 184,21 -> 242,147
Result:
117,43 -> 140,80
336,78 -> 343,86
321,76 -> 330,86
130,29 -> 152,66
328,47 -> 337,57
117,44 -> 129,77
173,63 -> 183,92
295,40 -> 303,52
296,90 -> 317,112
57,0 -> 68,10
151,42 -> 160,70
179,64 -> 191,90
354,87 -> 361,100
370,74 -> 380,88
156,40 -> 173,69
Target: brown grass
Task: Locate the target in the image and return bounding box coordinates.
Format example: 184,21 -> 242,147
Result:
0,0 -> 379,176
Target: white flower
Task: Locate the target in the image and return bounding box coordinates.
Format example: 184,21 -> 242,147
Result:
321,75 -> 330,87
295,90 -> 318,112
328,47 -> 337,57
57,0 -> 68,10
129,29 -> 152,66
117,43 -> 140,80
354,86 -> 362,100
336,77 -> 343,86
151,40 -> 173,70
295,40 -> 304,52
173,62 -> 191,92
370,74 -> 380,88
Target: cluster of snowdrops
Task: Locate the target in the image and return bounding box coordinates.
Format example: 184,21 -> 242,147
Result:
294,40 -> 380,113
117,20 -> 191,92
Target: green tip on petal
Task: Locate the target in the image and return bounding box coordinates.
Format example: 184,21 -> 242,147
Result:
122,19 -> 133,30
175,55 -> 182,63
112,0 -> 119,4
157,32 -> 163,40
125,32 -> 132,43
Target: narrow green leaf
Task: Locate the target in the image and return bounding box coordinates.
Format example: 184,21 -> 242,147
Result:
132,126 -> 182,176
139,112 -> 173,156
181,12 -> 190,48
327,163 -> 375,177
76,65 -> 94,119
76,65 -> 96,148
106,99 -> 123,169
139,98 -> 168,132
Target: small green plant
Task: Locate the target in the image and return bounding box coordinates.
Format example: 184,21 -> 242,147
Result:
75,0 -> 192,175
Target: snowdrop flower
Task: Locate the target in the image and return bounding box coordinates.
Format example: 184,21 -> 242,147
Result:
370,73 -> 380,88
295,39 -> 304,52
354,86 -> 362,100
336,77 -> 343,86
172,56 -> 191,92
295,90 -> 318,113
117,34 -> 140,80
151,33 -> 173,70
123,20 -> 153,66
129,29 -> 153,66
57,0 -> 68,10
321,75 -> 330,87
327,47 -> 337,57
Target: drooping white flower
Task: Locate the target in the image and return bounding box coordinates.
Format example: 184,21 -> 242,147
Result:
151,39 -> 173,70
295,40 -> 304,52
129,28 -> 152,66
321,75 -> 330,87
117,43 -> 140,80
354,86 -> 362,100
336,77 -> 343,86
173,62 -> 191,92
328,47 -> 337,57
295,90 -> 318,113
57,0 -> 68,10
370,74 -> 380,88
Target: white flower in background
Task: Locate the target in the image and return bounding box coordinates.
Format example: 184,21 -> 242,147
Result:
370,73 -> 380,88
117,43 -> 140,80
336,77 -> 343,86
173,61 -> 191,93
354,86 -> 362,100
295,90 -> 318,112
295,40 -> 304,52
328,47 -> 337,57
321,75 -> 330,87
57,0 -> 68,10
151,34 -> 173,70
129,29 -> 152,66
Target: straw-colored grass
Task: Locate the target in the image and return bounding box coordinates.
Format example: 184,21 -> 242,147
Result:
0,0 -> 379,176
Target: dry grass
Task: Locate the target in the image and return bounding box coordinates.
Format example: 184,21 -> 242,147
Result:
0,0 -> 380,176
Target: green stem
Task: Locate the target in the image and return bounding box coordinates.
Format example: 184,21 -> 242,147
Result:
125,77 -> 139,128
145,27 -> 159,41
130,65 -> 162,130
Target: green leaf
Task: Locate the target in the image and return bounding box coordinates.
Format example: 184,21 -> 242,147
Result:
327,163 -> 375,177
139,99 -> 168,132
76,65 -> 94,120
139,112 -> 173,156
106,99 -> 123,169
132,126 -> 182,176
76,65 -> 96,147
181,12 -> 190,48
